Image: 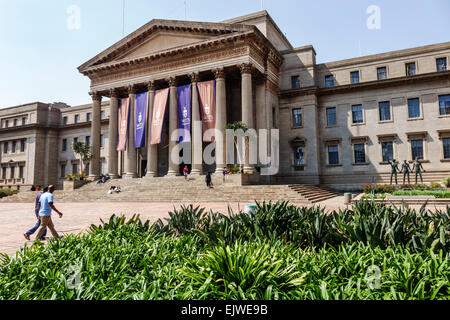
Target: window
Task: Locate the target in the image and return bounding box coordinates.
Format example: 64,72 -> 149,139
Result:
61,164 -> 66,178
382,142 -> 394,162
352,105 -> 363,124
72,163 -> 78,174
100,135 -> 104,147
443,138 -> 450,159
436,57 -> 447,71
411,140 -> 424,160
19,166 -> 24,179
350,71 -> 360,84
294,147 -> 305,166
326,107 -> 337,126
354,144 -> 366,164
325,75 -> 334,87
62,139 -> 67,152
407,98 -> 421,119
22,117 -> 26,125
2,167 -> 6,179
20,140 -> 25,152
379,101 -> 391,121
73,137 -> 78,145
5,120 -> 9,128
328,145 -> 339,165
3,142 -> 7,154
74,115 -> 80,124
377,67 -> 387,80
12,141 -> 16,153
100,111 -> 105,120
63,117 -> 68,125
291,76 -> 300,89
439,95 -> 450,115
406,62 -> 416,76
10,167 -> 15,179
13,119 -> 18,127
87,113 -> 92,122
292,109 -> 302,127
85,136 -> 90,147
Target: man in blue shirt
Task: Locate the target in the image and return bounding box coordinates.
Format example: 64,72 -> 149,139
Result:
35,185 -> 64,241
23,187 -> 48,240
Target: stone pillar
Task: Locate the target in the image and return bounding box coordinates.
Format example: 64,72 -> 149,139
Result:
240,63 -> 255,174
189,73 -> 203,176
214,68 -> 227,174
89,92 -> 102,179
108,89 -> 119,179
145,81 -> 158,178
167,77 -> 179,176
124,85 -> 138,178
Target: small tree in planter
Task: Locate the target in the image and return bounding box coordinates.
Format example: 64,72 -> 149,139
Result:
72,141 -> 93,177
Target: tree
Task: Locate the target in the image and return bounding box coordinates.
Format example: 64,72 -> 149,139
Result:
72,141 -> 93,175
226,121 -> 250,172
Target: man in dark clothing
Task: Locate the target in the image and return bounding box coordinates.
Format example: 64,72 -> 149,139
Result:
205,172 -> 213,188
23,187 -> 48,240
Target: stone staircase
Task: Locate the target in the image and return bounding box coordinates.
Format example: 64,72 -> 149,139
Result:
0,177 -> 341,204
288,184 -> 342,203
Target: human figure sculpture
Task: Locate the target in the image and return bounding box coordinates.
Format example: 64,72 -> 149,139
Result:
401,160 -> 411,185
412,157 -> 425,185
389,159 -> 401,185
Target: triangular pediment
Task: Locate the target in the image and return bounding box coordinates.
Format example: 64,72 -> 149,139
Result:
116,32 -> 211,60
78,19 -> 254,72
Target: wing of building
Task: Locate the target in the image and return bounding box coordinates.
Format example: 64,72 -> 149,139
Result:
1,11 -> 449,190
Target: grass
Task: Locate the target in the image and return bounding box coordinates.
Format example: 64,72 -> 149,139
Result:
0,201 -> 449,300
392,190 -> 450,199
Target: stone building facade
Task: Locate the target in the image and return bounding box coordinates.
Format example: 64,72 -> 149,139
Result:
1,11 -> 449,191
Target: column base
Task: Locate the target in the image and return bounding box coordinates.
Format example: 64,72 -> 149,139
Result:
123,173 -> 138,179
190,169 -> 203,176
144,172 -> 158,179
166,170 -> 178,177
88,175 -> 100,181
108,174 -> 120,180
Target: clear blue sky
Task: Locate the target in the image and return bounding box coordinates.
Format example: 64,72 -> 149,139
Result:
0,0 -> 449,108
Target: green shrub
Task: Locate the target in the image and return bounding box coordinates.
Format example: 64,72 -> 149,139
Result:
392,190 -> 450,199
430,181 -> 442,189
443,177 -> 450,188
0,188 -> 19,199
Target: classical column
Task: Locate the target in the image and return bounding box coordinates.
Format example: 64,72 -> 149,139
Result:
89,92 -> 102,179
124,85 -> 138,178
214,68 -> 227,174
108,89 -> 119,179
167,77 -> 179,177
189,73 -> 202,176
145,81 -> 158,178
240,63 -> 255,174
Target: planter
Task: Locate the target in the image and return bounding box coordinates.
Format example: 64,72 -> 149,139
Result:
63,180 -> 88,191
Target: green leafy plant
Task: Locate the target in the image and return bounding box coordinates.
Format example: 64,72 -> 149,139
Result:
72,141 -> 93,175
0,188 -> 19,198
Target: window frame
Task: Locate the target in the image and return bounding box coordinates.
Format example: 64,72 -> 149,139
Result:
291,108 -> 303,128
291,75 -> 300,89
436,57 -> 447,72
325,107 -> 337,127
438,94 -> 450,116
377,66 -> 388,80
20,139 -> 25,153
350,71 -> 360,84
405,62 -> 417,76
407,97 -> 422,120
378,101 -> 392,122
87,113 -> 92,122
351,104 -> 364,125
74,114 -> 80,124
3,142 -> 8,154
410,139 -> 425,161
327,144 -> 340,166
443,138 -> 450,160
325,75 -> 335,88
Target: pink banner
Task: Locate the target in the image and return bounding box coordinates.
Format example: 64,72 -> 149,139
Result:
197,80 -> 216,142
117,98 -> 130,152
150,88 -> 169,145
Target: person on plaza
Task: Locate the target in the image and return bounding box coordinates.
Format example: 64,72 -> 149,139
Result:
389,159 -> 401,185
114,186 -> 121,193
108,186 -> 114,195
412,157 -> 426,185
23,187 -> 48,241
183,166 -> 189,181
205,172 -> 213,188
35,185 -> 64,241
401,160 -> 411,185
222,167 -> 228,183
29,185 -> 36,192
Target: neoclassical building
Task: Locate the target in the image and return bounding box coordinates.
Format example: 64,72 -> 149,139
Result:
1,11 -> 449,191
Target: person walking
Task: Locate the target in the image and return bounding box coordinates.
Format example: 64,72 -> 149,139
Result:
222,167 -> 228,183
183,166 -> 189,181
205,172 -> 213,188
35,185 -> 64,241
23,187 -> 48,241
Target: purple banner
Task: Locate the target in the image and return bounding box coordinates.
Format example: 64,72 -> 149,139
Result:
177,84 -> 191,143
134,92 -> 148,148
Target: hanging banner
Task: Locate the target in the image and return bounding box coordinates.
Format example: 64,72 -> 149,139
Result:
117,98 -> 130,152
197,80 -> 216,142
150,88 -> 169,145
134,92 -> 148,148
177,84 -> 191,143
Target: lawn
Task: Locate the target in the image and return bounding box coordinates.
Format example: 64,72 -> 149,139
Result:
0,201 -> 448,300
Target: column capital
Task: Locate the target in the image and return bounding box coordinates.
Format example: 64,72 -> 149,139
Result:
213,68 -> 226,80
109,88 -> 119,99
167,77 -> 177,87
189,72 -> 200,83
239,63 -> 254,75
89,92 -> 102,102
127,84 -> 137,95
147,81 -> 155,92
